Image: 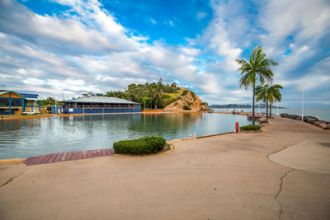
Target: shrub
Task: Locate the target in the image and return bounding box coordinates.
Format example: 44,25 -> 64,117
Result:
183,105 -> 191,110
240,124 -> 261,131
181,89 -> 188,96
113,136 -> 166,155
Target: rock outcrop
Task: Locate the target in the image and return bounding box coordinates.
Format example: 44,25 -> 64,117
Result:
163,90 -> 208,112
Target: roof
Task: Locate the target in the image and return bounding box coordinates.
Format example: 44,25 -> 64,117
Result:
64,96 -> 140,104
0,90 -> 39,99
19,92 -> 39,99
0,90 -> 22,98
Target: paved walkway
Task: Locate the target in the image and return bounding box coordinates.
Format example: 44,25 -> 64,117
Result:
269,139 -> 330,174
0,117 -> 329,220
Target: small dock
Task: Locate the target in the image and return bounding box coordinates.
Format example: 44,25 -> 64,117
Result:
24,148 -> 114,166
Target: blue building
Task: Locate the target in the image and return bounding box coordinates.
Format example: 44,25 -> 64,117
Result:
63,96 -> 141,114
0,90 -> 40,115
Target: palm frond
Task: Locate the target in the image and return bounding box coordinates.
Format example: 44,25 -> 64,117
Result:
268,84 -> 283,103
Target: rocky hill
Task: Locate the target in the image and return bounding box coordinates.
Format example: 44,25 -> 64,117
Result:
164,89 -> 208,112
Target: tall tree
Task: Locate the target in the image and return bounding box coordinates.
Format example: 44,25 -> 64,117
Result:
268,84 -> 283,117
236,46 -> 277,125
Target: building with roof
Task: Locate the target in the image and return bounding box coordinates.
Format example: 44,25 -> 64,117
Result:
0,90 -> 40,115
62,96 -> 141,114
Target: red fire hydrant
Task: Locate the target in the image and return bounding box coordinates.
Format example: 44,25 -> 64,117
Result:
235,122 -> 240,133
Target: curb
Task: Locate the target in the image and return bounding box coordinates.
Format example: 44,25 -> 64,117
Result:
0,158 -> 25,165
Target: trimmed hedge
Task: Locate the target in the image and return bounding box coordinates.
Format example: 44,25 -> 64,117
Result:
240,124 -> 261,131
113,136 -> 166,155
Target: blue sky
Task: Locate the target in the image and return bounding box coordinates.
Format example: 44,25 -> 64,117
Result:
0,0 -> 329,108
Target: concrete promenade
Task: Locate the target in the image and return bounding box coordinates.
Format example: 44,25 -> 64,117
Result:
0,117 -> 329,220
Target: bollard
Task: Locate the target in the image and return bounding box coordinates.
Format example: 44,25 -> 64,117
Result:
235,122 -> 240,133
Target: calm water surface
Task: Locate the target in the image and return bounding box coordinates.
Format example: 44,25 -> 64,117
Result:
0,113 -> 250,159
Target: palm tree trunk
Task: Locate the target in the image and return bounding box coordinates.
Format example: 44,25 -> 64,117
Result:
265,98 -> 268,122
252,82 -> 255,126
270,103 -> 272,118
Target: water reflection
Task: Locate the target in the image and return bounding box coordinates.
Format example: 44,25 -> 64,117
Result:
128,113 -> 202,133
0,113 -> 249,158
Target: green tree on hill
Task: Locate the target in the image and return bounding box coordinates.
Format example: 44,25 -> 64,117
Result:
40,97 -> 57,106
104,81 -> 182,109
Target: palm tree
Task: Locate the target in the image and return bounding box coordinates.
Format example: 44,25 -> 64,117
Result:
256,84 -> 270,122
268,84 -> 283,117
256,84 -> 283,122
236,46 -> 277,125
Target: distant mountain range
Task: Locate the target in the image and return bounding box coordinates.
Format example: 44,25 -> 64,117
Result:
209,104 -> 286,109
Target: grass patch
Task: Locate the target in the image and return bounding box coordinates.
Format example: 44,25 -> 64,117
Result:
113,136 -> 166,155
163,92 -> 181,106
240,124 -> 261,131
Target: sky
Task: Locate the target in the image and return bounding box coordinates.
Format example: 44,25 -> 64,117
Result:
0,0 -> 329,108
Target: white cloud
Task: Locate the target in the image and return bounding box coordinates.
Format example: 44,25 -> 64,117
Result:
149,18 -> 157,25
141,43 -> 198,80
179,47 -> 201,57
258,0 -> 330,106
23,78 -> 45,86
0,0 -> 205,99
274,45 -> 312,80
197,73 -> 221,94
164,20 -> 175,27
0,0 -> 138,53
261,0 -> 330,40
260,0 -> 330,57
196,11 -> 207,20
201,1 -> 243,72
278,57 -> 330,91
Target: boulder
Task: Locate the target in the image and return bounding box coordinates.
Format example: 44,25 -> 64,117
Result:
286,114 -> 300,120
287,114 -> 300,120
295,116 -> 302,121
312,120 -> 329,129
303,116 -> 319,123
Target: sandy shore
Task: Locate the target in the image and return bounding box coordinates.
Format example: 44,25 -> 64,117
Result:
0,117 -> 329,220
